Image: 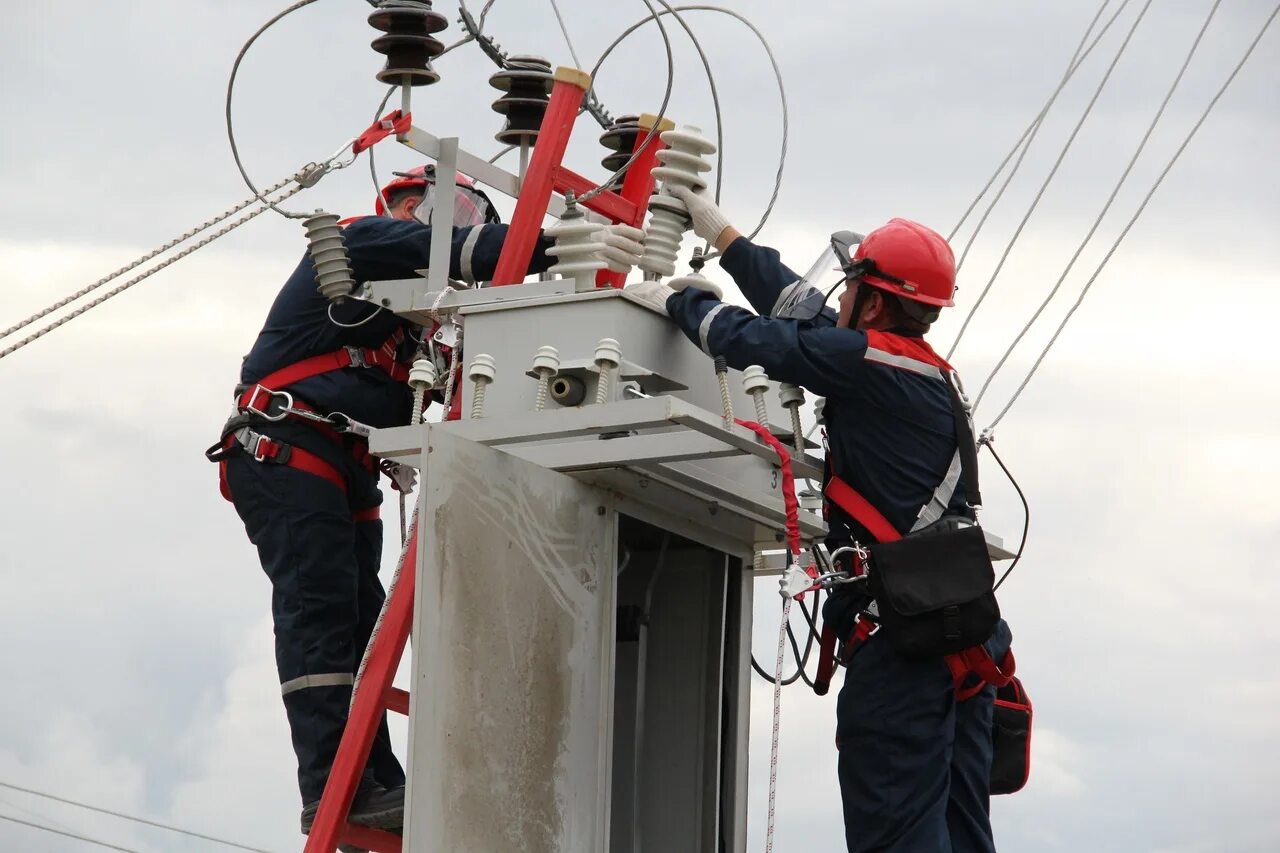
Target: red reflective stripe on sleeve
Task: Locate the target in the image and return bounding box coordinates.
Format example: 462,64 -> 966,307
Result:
825,476 -> 903,544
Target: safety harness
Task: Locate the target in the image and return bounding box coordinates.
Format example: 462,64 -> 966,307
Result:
812,332 -> 1014,702
206,327 -> 417,516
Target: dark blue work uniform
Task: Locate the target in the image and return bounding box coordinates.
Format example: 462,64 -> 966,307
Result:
223,216 -> 552,804
665,236 -> 1012,852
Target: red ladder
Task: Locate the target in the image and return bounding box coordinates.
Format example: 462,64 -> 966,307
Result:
303,66 -> 666,853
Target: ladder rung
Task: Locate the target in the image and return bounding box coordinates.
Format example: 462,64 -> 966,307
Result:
385,686 -> 411,716
342,824 -> 402,852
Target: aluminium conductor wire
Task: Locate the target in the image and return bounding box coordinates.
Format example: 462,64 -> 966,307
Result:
0,814 -> 136,853
974,0 -> 1224,413
946,0 -> 1154,361
225,0 -> 323,219
0,781 -> 271,852
547,0 -> 584,69
591,5 -> 787,248
950,0 -> 1131,277
986,1 -> 1280,432
949,0 -> 1117,245
587,1 -> 726,212
576,0 -> 676,203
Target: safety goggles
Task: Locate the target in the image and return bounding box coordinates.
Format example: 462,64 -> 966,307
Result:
412,183 -> 496,228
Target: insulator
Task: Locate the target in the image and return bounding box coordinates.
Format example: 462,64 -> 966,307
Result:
668,247 -> 713,293
599,114 -> 642,186
638,124 -> 716,277
544,201 -> 606,282
302,211 -> 356,302
489,55 -> 553,145
369,0 -> 449,86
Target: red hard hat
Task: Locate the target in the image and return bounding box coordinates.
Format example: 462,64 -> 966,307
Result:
849,218 -> 956,308
374,164 -> 478,216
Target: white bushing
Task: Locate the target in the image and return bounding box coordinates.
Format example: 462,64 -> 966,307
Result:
651,125 -> 716,190
531,345 -> 560,374
779,382 -> 805,409
468,353 -> 497,383
742,364 -> 770,396
545,213 -> 606,281
409,358 -> 439,391
594,338 -> 622,369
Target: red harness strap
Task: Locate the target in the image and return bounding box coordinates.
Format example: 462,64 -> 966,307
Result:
245,330 -> 412,398
820,473 -> 1008,702
216,430 -> 380,521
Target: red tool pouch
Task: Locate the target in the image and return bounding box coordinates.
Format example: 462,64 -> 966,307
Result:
990,676 -> 1032,794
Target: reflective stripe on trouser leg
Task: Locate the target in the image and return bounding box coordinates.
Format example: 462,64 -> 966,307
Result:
224,453 -> 378,803
281,672 -> 354,696
459,226 -> 484,284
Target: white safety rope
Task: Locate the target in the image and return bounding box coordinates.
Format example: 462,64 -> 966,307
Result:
0,171 -> 307,344
765,595 -> 793,853
0,182 -> 308,361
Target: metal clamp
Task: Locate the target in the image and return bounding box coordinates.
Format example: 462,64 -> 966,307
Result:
328,411 -> 374,439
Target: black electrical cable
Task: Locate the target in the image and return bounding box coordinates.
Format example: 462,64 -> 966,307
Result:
750,583 -> 822,686
984,442 -> 1029,591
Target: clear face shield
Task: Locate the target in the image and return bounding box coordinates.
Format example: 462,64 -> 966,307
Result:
411,183 -> 496,228
770,230 -> 866,320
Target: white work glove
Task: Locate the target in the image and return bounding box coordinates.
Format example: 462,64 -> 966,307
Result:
667,269 -> 724,299
594,223 -> 646,274
624,280 -> 677,316
669,186 -> 733,245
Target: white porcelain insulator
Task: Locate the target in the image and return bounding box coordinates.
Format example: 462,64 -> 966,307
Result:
531,345 -> 560,375
638,197 -> 687,277
545,216 -> 606,279
468,353 -> 497,383
594,337 -> 622,369
779,382 -> 805,409
408,358 -> 438,392
651,125 -> 715,191
742,364 -> 770,396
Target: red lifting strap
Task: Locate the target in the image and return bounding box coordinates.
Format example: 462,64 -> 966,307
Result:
352,109 -> 413,154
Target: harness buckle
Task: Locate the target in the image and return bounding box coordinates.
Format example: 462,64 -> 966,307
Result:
345,346 -> 368,369
243,385 -> 294,421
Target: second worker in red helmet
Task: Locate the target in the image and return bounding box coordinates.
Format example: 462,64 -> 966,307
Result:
627,186 -> 1012,853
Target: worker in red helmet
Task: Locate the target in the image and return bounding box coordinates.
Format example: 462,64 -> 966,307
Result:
627,187 -> 1012,853
209,164 -> 644,844
372,164 -> 503,226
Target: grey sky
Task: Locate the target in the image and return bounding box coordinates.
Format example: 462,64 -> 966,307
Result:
1,1 -> 1278,851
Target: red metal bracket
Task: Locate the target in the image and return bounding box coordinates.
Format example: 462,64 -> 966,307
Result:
490,67 -> 671,288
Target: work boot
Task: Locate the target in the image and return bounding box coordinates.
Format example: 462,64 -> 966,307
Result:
301,781 -> 405,837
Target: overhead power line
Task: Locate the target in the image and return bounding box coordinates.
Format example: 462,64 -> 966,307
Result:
0,812 -> 138,853
0,781 -> 273,853
947,0 -> 1155,361
984,1 -> 1280,431
974,0 -> 1225,412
